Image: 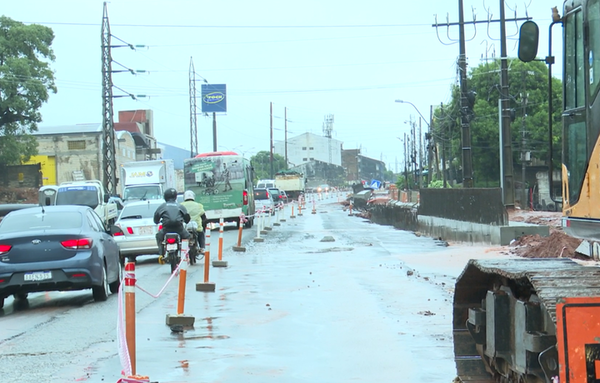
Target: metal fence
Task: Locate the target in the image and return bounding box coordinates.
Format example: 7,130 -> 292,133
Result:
417,188 -> 507,225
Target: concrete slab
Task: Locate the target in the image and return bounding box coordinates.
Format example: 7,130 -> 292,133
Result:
260,230 -> 268,235
253,237 -> 265,242
212,260 -> 228,267
165,314 -> 195,326
232,245 -> 246,252
196,282 -> 216,292
273,222 -> 281,226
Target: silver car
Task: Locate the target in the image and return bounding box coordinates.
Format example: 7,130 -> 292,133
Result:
114,199 -> 163,262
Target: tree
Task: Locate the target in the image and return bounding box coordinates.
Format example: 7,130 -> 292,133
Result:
250,151 -> 287,182
0,16 -> 56,166
433,59 -> 562,186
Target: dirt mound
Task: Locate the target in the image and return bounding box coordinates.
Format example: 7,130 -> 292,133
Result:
509,230 -> 585,259
0,187 -> 39,204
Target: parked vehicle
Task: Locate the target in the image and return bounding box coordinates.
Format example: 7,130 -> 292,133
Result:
0,205 -> 122,308
256,179 -> 276,189
120,159 -> 175,203
113,199 -> 163,263
254,188 -> 275,216
268,187 -> 287,205
275,171 -> 305,200
184,151 -> 255,228
55,180 -> 119,227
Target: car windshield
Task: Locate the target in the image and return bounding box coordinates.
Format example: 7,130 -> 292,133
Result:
56,187 -> 99,209
119,203 -> 159,220
0,211 -> 83,233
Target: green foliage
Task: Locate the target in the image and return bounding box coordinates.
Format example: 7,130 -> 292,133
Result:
250,151 -> 287,183
432,59 -> 562,185
427,179 -> 447,188
0,16 -> 56,165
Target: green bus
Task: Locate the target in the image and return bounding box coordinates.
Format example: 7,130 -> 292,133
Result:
183,151 -> 255,228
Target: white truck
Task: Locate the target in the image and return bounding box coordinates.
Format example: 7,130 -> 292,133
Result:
55,180 -> 119,227
275,171 -> 306,200
120,159 -> 175,203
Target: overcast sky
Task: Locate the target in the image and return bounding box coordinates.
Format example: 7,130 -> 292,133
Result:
4,0 -> 560,172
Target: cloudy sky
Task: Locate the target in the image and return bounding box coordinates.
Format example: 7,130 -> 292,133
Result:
4,0 -> 560,172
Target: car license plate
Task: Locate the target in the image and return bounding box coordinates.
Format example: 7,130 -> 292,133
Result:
138,226 -> 154,235
24,271 -> 52,282
166,244 -> 178,251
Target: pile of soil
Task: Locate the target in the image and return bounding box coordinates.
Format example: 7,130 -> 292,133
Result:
506,208 -> 586,259
0,186 -> 39,204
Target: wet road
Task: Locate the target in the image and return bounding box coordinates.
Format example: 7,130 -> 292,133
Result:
0,194 -> 493,383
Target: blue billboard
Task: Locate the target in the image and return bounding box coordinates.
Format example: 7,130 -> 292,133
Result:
201,84 -> 227,113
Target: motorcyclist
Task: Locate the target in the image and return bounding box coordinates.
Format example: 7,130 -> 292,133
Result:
154,188 -> 191,256
180,190 -> 208,253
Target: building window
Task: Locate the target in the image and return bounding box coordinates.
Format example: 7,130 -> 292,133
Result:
309,147 -> 314,150
310,157 -> 314,161
302,147 -> 307,150
302,158 -> 308,161
67,140 -> 86,150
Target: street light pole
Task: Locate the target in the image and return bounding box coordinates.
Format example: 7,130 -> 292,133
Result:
396,100 -> 431,189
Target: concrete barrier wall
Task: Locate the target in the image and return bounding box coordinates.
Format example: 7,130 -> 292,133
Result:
367,200 -> 549,246
368,201 -> 419,232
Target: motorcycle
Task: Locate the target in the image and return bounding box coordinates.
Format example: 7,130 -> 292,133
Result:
159,232 -> 182,273
186,222 -> 202,265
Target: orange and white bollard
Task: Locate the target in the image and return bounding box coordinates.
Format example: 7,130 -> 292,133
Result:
213,217 -> 227,267
124,261 -> 137,375
311,196 -> 317,214
254,210 -> 265,241
290,203 -> 296,218
298,201 -> 303,216
348,203 -> 353,216
196,226 -> 216,291
233,214 -> 246,252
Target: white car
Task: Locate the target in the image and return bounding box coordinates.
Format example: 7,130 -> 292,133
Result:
253,188 -> 275,216
113,199 -> 163,262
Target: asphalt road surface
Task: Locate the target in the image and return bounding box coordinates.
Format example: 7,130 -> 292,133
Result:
0,193 -> 502,383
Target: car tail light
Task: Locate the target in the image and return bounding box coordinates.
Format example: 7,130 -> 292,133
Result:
0,244 -> 11,255
113,231 -> 124,236
243,190 -> 248,205
71,273 -> 87,278
166,237 -> 177,244
61,238 -> 93,249
127,227 -> 134,234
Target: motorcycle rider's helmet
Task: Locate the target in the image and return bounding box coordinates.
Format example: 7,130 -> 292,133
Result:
184,190 -> 195,201
163,188 -> 178,202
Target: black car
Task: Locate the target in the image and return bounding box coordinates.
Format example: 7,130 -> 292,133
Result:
0,205 -> 122,308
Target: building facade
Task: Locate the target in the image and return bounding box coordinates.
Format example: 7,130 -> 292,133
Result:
274,132 -> 342,167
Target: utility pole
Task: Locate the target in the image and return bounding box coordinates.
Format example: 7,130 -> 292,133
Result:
404,133 -> 409,189
499,0 -> 515,207
270,102 -> 274,178
212,112 -> 217,152
433,0 -> 529,193
101,2 -> 117,195
418,117 -> 423,188
521,91 -> 529,209
284,107 -> 288,165
189,57 -> 198,158
428,105 -> 435,184
457,0 -> 473,188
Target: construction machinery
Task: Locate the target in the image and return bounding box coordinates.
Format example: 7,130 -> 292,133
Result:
453,2 -> 600,382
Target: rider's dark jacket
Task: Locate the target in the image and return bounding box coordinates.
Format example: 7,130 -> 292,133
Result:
153,201 -> 191,229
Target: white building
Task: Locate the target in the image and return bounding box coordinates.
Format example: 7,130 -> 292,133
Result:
274,132 -> 342,167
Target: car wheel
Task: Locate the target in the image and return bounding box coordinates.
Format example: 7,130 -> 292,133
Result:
92,262 -> 109,302
109,262 -> 122,294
